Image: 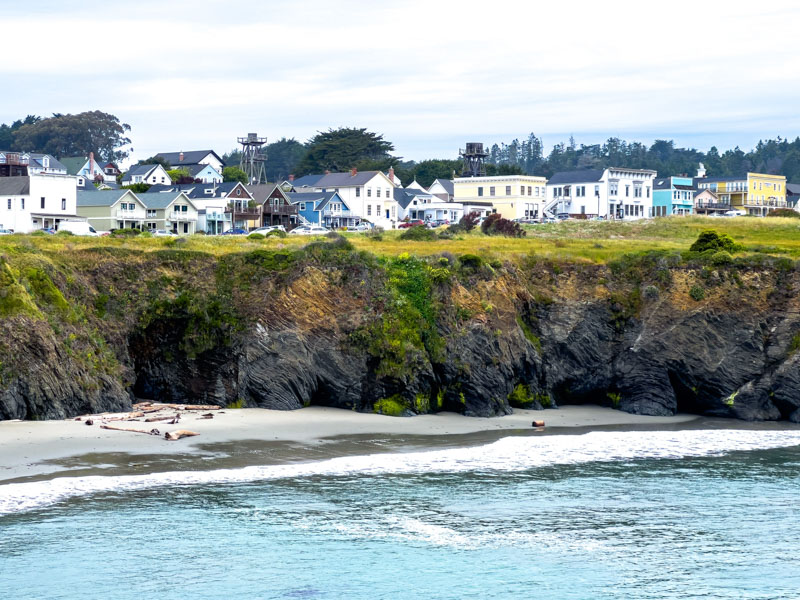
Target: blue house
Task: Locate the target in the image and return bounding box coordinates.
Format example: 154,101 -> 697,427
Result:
652,176 -> 694,216
287,191 -> 358,228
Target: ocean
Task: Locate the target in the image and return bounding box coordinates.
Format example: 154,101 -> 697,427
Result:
2,429 -> 800,599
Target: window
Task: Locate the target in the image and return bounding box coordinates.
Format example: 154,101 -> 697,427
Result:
376,204 -> 381,214
528,186 -> 532,195
377,188 -> 381,198
356,188 -> 360,197
391,206 -> 396,218
581,205 -> 585,214
625,185 -> 630,197
367,205 -> 372,216
505,186 -> 511,195
610,183 -> 618,196
40,197 -> 45,209
300,203 -> 306,211
181,205 -> 187,212
594,185 -> 599,197
646,187 -> 650,198
367,188 -> 372,197
386,189 -> 390,198
534,187 -> 540,197
7,199 -> 10,210
478,187 -> 484,197
21,198 -> 24,210
161,177 -> 165,183
520,186 -> 525,195
61,198 -> 66,210
147,209 -> 156,218
490,187 -> 495,196
147,222 -> 157,230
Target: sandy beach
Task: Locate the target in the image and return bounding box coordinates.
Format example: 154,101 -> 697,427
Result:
2,404 -> 794,484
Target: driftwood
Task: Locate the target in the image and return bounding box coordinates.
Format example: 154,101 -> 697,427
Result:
531,420 -> 545,428
165,429 -> 199,441
145,413 -> 181,423
85,419 -> 93,426
101,424 -> 160,436
153,404 -> 221,411
198,413 -> 214,419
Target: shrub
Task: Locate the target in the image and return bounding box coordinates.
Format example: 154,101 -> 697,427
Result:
459,254 -> 483,271
110,228 -> 141,237
480,213 -> 526,238
265,229 -> 287,238
643,285 -> 659,299
365,226 -> 383,241
766,208 -> 800,218
689,230 -> 737,253
247,232 -> 265,240
710,250 -> 733,266
689,285 -> 705,301
399,225 -> 436,241
139,230 -> 153,238
459,211 -> 480,231
56,230 -> 75,236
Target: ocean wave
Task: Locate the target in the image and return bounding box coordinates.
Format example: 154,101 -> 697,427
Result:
2,429 -> 800,516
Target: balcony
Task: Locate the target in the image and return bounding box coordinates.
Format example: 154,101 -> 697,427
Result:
0,153 -> 28,166
743,198 -> 787,208
205,211 -> 231,221
263,204 -> 298,216
323,208 -> 354,217
226,205 -> 261,217
696,202 -> 731,211
115,209 -> 142,218
169,212 -> 197,222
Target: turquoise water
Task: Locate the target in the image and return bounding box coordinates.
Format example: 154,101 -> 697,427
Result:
2,429 -> 800,599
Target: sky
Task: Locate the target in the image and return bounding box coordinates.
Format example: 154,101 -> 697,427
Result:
2,0 -> 799,166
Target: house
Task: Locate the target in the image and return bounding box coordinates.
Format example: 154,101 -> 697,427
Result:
291,169 -> 399,228
61,153 -> 115,183
77,189 -> 147,231
428,178 -> 454,202
287,191 -> 358,228
179,164 -> 222,184
695,172 -> 787,216
454,174 -> 548,220
694,189 -> 729,216
155,150 -> 225,174
0,151 -> 30,177
652,176 -> 694,216
0,174 -> 82,232
24,153 -> 68,176
786,183 -> 800,210
394,188 -> 464,222
139,191 -> 198,234
545,168 -> 656,220
121,164 -> 171,187
215,182 -> 258,230
247,183 -> 299,229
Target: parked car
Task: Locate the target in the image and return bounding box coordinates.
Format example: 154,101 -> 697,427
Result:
398,219 -> 424,229
723,209 -> 746,217
542,217 -> 557,224
37,227 -> 56,234
348,222 -> 373,232
151,229 -> 176,236
250,225 -> 286,235
57,221 -> 100,236
0,228 -> 12,235
221,228 -> 248,235
289,225 -> 330,236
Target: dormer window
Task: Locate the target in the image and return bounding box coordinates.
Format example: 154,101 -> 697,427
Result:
43,156 -> 50,168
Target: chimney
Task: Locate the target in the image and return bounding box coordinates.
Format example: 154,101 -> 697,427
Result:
388,166 -> 394,184
289,174 -> 295,182
89,151 -> 95,173
350,167 -> 357,177
179,151 -> 184,163
325,170 -> 331,175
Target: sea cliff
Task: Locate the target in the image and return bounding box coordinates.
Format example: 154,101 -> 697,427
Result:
2,233 -> 800,422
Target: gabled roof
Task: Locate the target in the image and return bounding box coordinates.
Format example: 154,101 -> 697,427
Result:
430,178 -> 454,195
694,189 -> 719,198
547,170 -> 605,185
77,189 -> 137,207
181,163 -> 219,177
785,183 -> 800,195
315,191 -> 349,212
27,153 -> 67,172
292,170 -> 389,189
0,177 -> 30,195
287,191 -> 332,210
393,187 -> 432,209
122,164 -> 161,180
155,150 -> 225,168
59,156 -> 87,175
138,191 -> 196,210
247,183 -> 286,204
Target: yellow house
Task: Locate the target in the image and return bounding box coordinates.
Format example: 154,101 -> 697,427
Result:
453,175 -> 548,220
696,172 -> 786,216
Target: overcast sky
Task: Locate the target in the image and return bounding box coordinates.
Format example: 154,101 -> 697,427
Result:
2,0 -> 799,165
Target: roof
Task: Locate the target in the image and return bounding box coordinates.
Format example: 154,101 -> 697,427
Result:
292,170 -> 388,189
287,191 -> 337,210
786,183 -> 800,195
216,181 -> 252,198
155,150 -> 225,168
247,183 -> 284,204
694,189 -> 719,198
430,178 -> 454,195
59,156 -> 87,175
122,164 -> 160,180
393,188 -> 431,209
28,153 -> 68,173
547,170 -> 605,185
138,191 -> 194,210
77,189 -> 135,207
0,177 -> 30,195
182,164 -> 219,177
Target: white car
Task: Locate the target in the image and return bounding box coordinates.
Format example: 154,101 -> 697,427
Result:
151,229 -> 176,236
57,221 -> 100,236
723,210 -> 746,217
250,225 -> 286,235
348,223 -> 372,232
289,225 -> 329,236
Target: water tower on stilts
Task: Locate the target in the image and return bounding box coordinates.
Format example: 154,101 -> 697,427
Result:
238,133 -> 268,185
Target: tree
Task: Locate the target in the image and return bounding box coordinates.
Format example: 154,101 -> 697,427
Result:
264,138 -> 307,181
167,168 -> 194,184
223,166 -> 248,184
138,155 -> 171,169
121,182 -> 151,193
405,159 -> 461,188
12,111 -> 131,161
0,115 -> 40,149
295,127 -> 395,175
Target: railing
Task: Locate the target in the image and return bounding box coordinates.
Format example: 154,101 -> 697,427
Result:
743,199 -> 787,207
323,208 -> 353,217
115,210 -> 142,218
0,153 -> 28,166
205,212 -> 231,221
170,212 -> 197,222
696,202 -> 731,210
226,205 -> 261,216
263,204 -> 297,215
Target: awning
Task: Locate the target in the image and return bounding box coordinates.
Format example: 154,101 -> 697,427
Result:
30,213 -> 85,219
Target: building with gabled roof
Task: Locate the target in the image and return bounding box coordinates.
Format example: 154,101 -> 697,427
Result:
138,191 -> 198,234
653,176 -> 695,216
287,191 -> 357,228
0,173 -> 81,232
545,168 -> 655,220
77,189 -> 146,231
247,183 -> 298,228
121,164 -> 170,186
155,150 -> 225,174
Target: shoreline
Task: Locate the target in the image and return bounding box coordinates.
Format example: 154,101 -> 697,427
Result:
1,405 -> 797,484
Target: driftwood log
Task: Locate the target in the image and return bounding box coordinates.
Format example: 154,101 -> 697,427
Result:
100,424 -> 160,436
145,414 -> 181,423
165,429 -> 199,441
532,420 -> 545,428
154,404 -> 221,411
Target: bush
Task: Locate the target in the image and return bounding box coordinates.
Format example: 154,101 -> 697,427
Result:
710,250 -> 733,266
139,230 -> 153,238
265,229 -> 287,238
459,211 -> 480,231
365,226 -> 383,241
766,208 -> 800,218
110,228 -> 141,237
399,225 -> 436,241
689,230 -> 737,253
643,285 -> 659,299
247,232 -> 265,240
56,230 -> 75,236
689,285 -> 706,301
480,213 -> 526,238
459,254 -> 483,271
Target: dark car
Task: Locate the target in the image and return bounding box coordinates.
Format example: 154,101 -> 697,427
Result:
221,228 -> 248,235
398,219 -> 424,229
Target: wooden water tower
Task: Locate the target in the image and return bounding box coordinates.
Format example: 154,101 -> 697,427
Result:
238,133 -> 267,184
459,142 -> 488,177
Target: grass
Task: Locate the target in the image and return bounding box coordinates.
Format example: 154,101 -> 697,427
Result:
2,216 -> 800,264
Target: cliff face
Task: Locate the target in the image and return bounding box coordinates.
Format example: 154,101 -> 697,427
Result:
2,238 -> 800,422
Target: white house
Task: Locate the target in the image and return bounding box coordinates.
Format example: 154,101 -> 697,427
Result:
428,178 -> 454,202
155,150 -> 225,174
545,168 -> 657,220
0,174 -> 82,232
291,169 -> 399,228
394,188 -> 464,222
121,164 -> 171,186
24,153 -> 69,176
181,164 -> 223,184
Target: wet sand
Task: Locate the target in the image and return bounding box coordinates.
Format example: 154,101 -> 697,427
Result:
0,405 -> 794,484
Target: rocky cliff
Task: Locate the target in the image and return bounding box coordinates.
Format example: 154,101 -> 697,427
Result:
2,236 -> 800,422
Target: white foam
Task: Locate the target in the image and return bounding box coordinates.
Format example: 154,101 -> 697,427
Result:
1,429 -> 799,516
